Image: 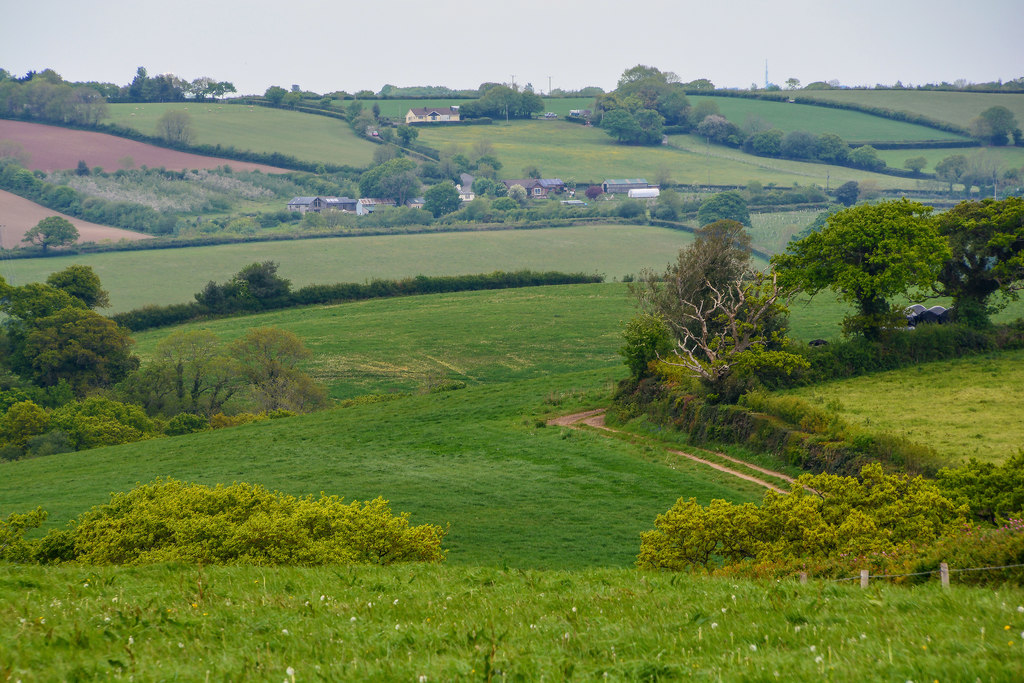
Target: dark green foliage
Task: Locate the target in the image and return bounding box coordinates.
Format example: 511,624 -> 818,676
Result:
45,265 -> 110,309
619,313 -> 673,379
833,181 -> 859,206
114,270 -> 604,332
934,197 -> 1024,327
696,191 -> 750,227
423,181 -> 461,218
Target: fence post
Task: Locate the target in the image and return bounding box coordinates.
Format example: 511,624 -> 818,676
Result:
799,572 -> 808,585
860,569 -> 869,589
940,562 -> 949,588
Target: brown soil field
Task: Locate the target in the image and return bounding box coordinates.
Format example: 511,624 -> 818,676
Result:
0,120 -> 288,173
0,189 -> 152,249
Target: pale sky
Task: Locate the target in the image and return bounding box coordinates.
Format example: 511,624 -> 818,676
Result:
2,0 -> 1020,96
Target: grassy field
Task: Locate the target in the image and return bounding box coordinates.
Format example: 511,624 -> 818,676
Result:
417,120 -> 911,187
0,224 -> 702,312
782,349 -> 1024,464
875,145 -> 1024,175
795,90 -> 1024,130
0,368 -> 766,568
355,97 -> 595,120
689,95 -> 970,143
3,563 -> 1022,681
104,103 -> 377,167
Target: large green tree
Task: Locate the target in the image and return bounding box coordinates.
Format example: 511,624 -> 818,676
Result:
156,110 -> 194,145
933,197 -> 1024,326
18,307 -> 139,394
22,216 -> 79,253
423,182 -> 461,218
773,199 -> 950,339
229,327 -> 326,413
696,191 -> 750,227
972,106 -> 1019,146
45,265 -> 110,309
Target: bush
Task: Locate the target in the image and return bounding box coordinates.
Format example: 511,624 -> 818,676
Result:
164,413 -> 209,436
41,479 -> 446,565
50,397 -> 157,450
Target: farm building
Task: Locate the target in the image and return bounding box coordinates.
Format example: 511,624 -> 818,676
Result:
501,178 -> 566,198
568,109 -> 591,119
405,106 -> 460,124
602,179 -> 650,194
287,196 -> 358,213
357,198 -> 398,215
628,188 -> 660,199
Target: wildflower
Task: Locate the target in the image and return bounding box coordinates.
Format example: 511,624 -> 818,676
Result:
83,583 -> 89,588
320,595 -> 326,602
572,606 -> 577,613
749,644 -> 757,652
721,607 -> 728,613
1018,606 -> 1024,613
419,676 -> 428,683
711,622 -> 718,629
367,602 -> 373,608
286,666 -> 295,678
350,617 -> 357,622
860,633 -> 867,640
128,636 -> 134,646
814,655 -> 823,664
809,645 -> 816,652
1006,625 -> 1012,631
530,624 -> 537,630
395,624 -> 400,630
178,642 -> 185,648
282,629 -> 289,635
394,599 -> 399,606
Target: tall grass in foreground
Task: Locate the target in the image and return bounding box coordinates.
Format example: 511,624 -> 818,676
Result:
2,564 -> 1022,680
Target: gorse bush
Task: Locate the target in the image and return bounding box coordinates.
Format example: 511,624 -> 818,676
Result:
638,464 -> 967,576
31,479 -> 446,566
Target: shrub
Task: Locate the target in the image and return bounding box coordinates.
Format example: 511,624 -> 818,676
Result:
164,412 -> 209,436
209,411 -> 268,429
45,479 -> 446,565
50,397 -> 157,450
620,313 -> 674,379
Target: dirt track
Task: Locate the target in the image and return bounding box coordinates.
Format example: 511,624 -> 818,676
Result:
0,189 -> 151,249
549,409 -> 793,493
0,120 -> 289,173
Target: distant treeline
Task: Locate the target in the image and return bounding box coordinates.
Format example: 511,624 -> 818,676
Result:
112,269 -> 605,331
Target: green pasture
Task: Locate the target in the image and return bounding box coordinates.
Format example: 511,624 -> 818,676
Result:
748,209 -> 820,254
132,283 -> 635,399
356,96 -> 594,120
690,95 -> 970,143
0,369 -> 766,568
3,564 -> 1021,681
782,349 -> 1024,464
104,103 -> 377,167
417,120 -> 910,187
0,224 -> 700,312
666,133 -> 910,188
875,145 -> 1024,175
795,90 -> 1024,130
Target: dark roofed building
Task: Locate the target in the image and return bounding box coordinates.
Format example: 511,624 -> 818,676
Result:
602,179 -> 650,194
501,178 -> 566,198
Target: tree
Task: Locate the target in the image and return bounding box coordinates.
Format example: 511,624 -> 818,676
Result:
585,185 -> 603,200
814,133 -> 850,164
785,78 -> 801,90
507,183 -> 528,206
45,265 -> 110,309
423,182 -> 461,218
156,110 -> 194,145
904,156 -> 927,174
744,129 -> 784,157
396,125 -> 419,146
619,313 -> 673,380
936,154 -> 970,195
833,180 -> 860,207
780,130 -> 818,159
19,307 -> 139,393
359,157 -> 417,199
849,145 -> 885,171
22,216 -> 78,253
601,108 -> 643,143
773,199 -> 950,339
696,114 -> 742,146
264,85 -> 287,105
229,327 -> 326,412
697,191 -> 750,227
972,106 -> 1018,146
933,197 -> 1024,327
50,396 -> 156,450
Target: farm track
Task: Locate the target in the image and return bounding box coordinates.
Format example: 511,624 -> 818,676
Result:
549,409 -> 793,493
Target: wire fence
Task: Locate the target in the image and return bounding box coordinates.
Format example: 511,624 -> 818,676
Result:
797,562 -> 1024,587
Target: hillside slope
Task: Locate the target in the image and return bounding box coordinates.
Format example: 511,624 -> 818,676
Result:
0,188 -> 152,249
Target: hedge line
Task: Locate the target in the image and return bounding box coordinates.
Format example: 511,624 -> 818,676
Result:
112,270 -> 605,331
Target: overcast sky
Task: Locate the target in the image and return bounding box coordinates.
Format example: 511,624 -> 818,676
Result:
2,0 -> 1020,96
